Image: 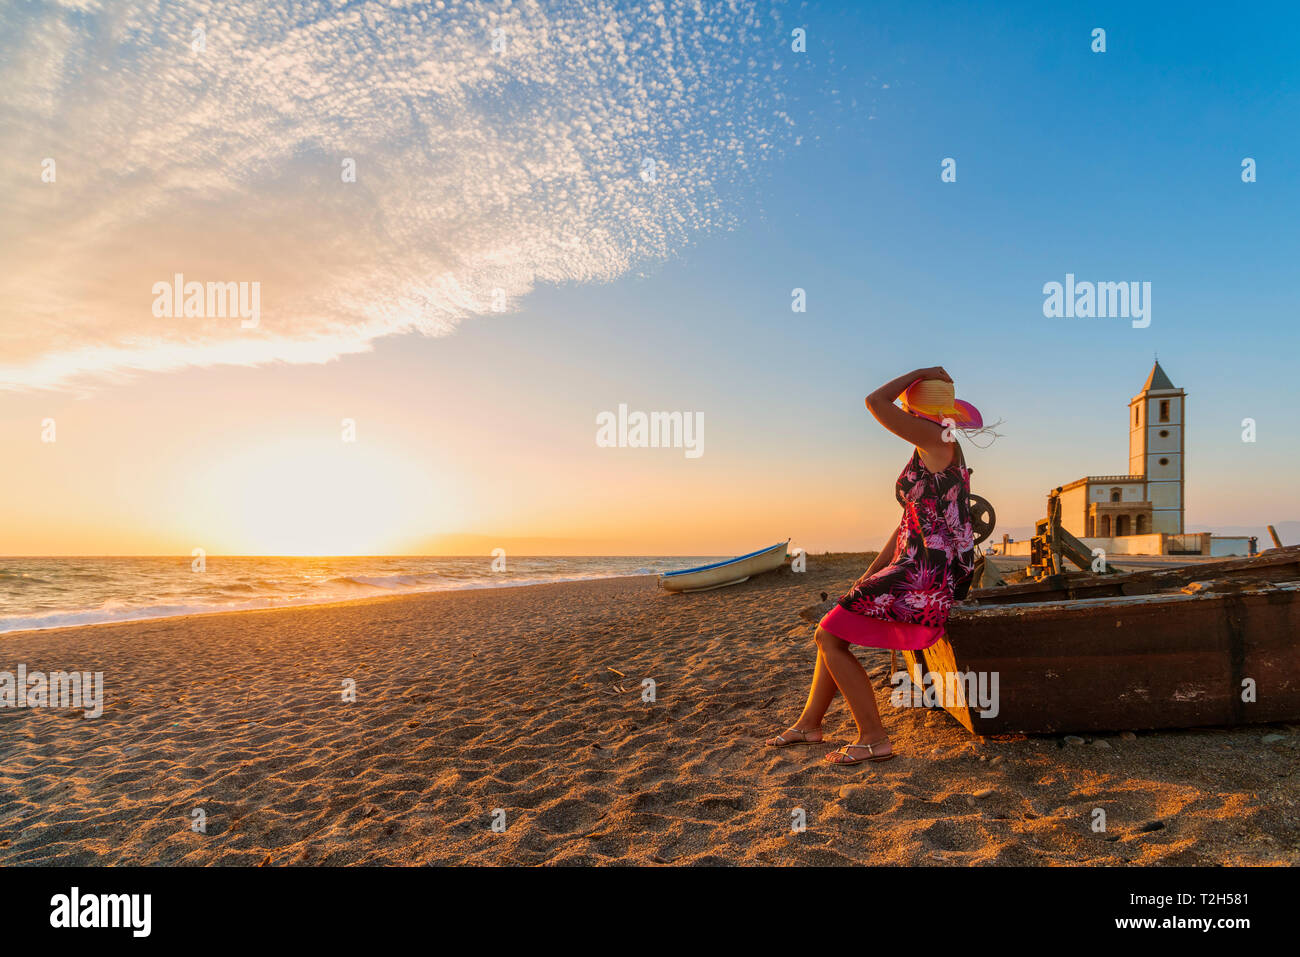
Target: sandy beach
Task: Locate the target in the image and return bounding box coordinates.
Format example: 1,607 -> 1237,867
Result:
1,554 -> 1297,866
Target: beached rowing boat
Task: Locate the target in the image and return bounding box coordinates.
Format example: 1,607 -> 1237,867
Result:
900,546 -> 1300,734
659,541 -> 789,593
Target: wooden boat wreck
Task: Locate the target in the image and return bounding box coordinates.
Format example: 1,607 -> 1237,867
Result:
659,540 -> 789,594
969,545 -> 1300,605
902,545 -> 1300,734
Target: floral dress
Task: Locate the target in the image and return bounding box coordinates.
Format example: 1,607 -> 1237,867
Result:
819,444 -> 976,649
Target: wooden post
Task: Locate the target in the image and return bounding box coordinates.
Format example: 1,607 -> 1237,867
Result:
1049,489 -> 1063,576
1267,525 -> 1283,549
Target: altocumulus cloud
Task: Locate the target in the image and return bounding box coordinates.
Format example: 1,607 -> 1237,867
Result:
0,0 -> 795,391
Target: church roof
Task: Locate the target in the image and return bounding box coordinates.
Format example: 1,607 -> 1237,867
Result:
1141,361 -> 1176,392
1060,475 -> 1144,492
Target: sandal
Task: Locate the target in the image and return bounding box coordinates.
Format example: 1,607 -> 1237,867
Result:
766,727 -> 824,747
824,740 -> 895,765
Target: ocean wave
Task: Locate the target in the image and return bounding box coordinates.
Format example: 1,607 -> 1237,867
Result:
327,573 -> 449,590
0,568 -> 659,635
0,572 -> 51,584
0,600 -> 278,634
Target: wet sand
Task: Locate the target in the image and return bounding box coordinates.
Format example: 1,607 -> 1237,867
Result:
1,555 -> 1296,865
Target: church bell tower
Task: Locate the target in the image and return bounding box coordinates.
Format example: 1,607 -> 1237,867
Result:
1128,361 -> 1185,534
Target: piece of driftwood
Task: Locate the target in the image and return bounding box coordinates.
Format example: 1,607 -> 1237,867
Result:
799,599 -> 836,623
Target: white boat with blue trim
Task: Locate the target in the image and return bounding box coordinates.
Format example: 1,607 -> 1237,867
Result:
658,540 -> 790,593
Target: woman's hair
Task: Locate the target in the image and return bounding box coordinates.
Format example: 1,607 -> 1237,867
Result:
953,418 -> 1005,449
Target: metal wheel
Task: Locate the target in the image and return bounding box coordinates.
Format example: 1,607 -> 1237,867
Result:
969,494 -> 996,545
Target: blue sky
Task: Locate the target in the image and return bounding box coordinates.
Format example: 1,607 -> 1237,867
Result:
494,0 -> 1300,543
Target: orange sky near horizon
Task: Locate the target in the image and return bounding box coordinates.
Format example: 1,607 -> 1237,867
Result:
0,344 -> 1276,557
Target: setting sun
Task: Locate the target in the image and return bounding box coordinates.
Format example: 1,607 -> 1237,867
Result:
192,437 -> 451,556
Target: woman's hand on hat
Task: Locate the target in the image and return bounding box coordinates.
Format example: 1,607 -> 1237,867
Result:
916,366 -> 952,383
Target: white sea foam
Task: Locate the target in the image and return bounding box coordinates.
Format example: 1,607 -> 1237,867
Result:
0,557 -> 717,634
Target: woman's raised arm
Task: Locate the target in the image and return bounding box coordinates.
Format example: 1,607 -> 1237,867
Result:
864,366 -> 954,467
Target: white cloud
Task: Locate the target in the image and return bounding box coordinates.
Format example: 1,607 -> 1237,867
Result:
0,0 -> 792,390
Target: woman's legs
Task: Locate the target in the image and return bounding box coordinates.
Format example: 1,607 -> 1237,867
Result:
814,626 -> 892,758
765,638 -> 841,746
797,649 -> 840,727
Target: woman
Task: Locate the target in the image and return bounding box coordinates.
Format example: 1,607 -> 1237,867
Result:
766,366 -> 982,765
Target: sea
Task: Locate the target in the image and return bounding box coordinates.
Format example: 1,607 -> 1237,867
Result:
0,556 -> 721,635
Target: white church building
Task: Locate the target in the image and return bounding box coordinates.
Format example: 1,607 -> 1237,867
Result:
1057,360 -> 1184,539
999,363 -> 1255,558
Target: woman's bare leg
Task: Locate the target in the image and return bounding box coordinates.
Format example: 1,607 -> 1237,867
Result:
765,640 -> 840,745
814,626 -> 892,760
797,649 -> 839,726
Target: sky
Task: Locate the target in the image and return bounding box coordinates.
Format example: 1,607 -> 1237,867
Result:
2,0 -> 1298,556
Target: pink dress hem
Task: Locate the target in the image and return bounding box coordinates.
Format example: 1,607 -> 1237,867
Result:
818,604 -> 945,651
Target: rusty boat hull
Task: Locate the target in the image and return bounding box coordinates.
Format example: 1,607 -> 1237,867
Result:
901,547 -> 1300,735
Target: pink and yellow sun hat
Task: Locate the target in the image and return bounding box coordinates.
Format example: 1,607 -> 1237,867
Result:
900,378 -> 983,430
